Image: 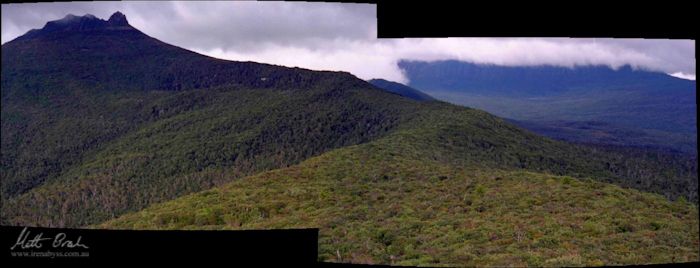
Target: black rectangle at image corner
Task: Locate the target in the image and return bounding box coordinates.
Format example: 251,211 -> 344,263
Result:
1,225 -> 319,264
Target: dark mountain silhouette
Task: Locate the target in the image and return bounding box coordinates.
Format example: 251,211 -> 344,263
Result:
3,12 -> 371,98
16,12 -> 131,41
398,60 -> 697,152
399,60 -> 695,97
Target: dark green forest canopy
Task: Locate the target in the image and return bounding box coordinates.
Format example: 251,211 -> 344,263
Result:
101,107 -> 698,266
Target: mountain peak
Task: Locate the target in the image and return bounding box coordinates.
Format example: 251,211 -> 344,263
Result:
59,14 -> 79,21
48,13 -> 99,26
108,11 -> 129,26
11,12 -> 135,42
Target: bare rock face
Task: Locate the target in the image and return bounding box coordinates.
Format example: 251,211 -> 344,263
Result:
108,11 -> 129,27
14,12 -> 135,41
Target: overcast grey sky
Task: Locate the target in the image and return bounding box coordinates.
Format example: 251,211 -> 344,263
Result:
1,1 -> 696,82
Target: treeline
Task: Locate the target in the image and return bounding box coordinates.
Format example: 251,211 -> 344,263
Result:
581,144 -> 698,203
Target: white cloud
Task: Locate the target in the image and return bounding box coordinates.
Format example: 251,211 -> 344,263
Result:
195,37 -> 694,84
670,72 -> 696,81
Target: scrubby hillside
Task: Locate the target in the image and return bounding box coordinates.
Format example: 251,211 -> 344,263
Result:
101,103 -> 699,266
1,83 -> 424,227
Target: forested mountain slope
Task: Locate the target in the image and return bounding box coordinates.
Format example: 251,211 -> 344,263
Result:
1,13 -> 422,226
101,103 -> 699,266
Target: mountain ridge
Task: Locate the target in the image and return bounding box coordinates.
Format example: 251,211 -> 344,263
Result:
15,12 -> 135,42
398,60 -> 697,152
3,12 -> 376,99
399,60 -> 695,96
368,78 -> 434,101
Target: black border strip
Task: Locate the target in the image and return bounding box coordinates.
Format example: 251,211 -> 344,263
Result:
1,226 -> 318,265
